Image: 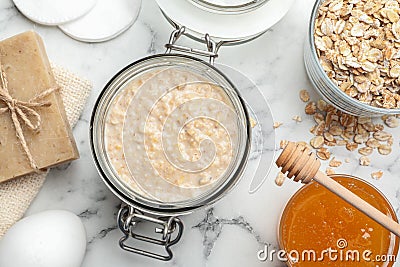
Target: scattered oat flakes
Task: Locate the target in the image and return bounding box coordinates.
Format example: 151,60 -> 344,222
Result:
273,121 -> 283,129
329,157 -> 342,167
346,142 -> 358,151
292,115 -> 302,123
371,170 -> 384,180
310,136 -> 325,149
388,137 -> 394,146
362,123 -> 375,132
342,131 -> 355,140
374,124 -> 384,132
316,99 -> 327,112
317,147 -> 331,160
323,132 -> 335,142
329,125 -> 343,136
314,113 -> 325,124
275,172 -> 286,186
384,116 -> 399,128
378,144 -> 392,155
357,117 -> 371,124
325,167 -> 335,175
358,146 -> 373,156
359,156 -> 371,166
354,134 -> 368,144
299,89 -> 310,102
373,131 -> 392,141
366,138 -> 380,148
297,84 -> 399,177
325,140 -> 336,146
305,102 -> 317,115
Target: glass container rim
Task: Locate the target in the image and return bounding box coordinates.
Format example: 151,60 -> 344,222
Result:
188,0 -> 270,14
90,53 -> 252,216
308,0 -> 400,116
277,174 -> 399,267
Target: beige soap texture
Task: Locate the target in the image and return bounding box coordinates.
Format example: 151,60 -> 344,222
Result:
0,31 -> 79,182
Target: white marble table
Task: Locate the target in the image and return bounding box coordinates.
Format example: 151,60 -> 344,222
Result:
1,0 -> 400,266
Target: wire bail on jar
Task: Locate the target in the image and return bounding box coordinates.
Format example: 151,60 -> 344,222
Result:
117,205 -> 184,261
165,25 -> 223,65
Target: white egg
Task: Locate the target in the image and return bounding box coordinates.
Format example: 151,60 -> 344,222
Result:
0,210 -> 87,267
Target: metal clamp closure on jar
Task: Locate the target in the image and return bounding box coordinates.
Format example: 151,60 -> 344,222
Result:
165,25 -> 223,65
117,205 -> 184,261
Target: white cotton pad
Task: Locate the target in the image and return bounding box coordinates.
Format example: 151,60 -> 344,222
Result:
13,0 -> 96,26
59,0 -> 142,43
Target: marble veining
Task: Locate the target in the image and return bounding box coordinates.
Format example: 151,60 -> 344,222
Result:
0,0 -> 399,266
193,208 -> 272,258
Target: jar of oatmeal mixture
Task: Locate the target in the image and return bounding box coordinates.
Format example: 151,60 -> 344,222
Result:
305,0 -> 400,117
90,0 -> 293,261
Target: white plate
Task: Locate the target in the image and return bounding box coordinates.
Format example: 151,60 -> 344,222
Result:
155,0 -> 294,42
13,0 -> 96,26
59,0 -> 141,43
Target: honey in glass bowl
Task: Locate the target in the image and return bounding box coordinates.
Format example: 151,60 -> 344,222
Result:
278,174 -> 399,267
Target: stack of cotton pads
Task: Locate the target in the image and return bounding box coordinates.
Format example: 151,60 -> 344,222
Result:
13,0 -> 142,42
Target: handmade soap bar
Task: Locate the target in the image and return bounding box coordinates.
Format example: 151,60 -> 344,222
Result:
0,31 -> 79,182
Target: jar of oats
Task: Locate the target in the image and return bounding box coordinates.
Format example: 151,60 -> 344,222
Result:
90,0 -> 291,261
305,0 -> 400,116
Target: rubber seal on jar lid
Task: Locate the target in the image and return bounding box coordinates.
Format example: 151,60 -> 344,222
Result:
13,0 -> 96,26
155,0 -> 294,43
59,0 -> 141,43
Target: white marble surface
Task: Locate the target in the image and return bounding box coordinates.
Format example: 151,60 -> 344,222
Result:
1,0 -> 400,266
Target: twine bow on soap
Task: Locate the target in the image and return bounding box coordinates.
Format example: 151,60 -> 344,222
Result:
0,62 -> 59,171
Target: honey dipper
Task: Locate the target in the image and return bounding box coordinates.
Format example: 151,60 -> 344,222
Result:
276,142 -> 400,237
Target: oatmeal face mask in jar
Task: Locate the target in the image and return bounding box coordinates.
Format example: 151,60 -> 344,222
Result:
90,0 -> 294,261
90,54 -> 268,260
102,55 -> 250,205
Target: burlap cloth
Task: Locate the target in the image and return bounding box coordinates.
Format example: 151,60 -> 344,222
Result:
0,65 -> 92,237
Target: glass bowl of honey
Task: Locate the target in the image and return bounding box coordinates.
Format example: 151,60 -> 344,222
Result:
278,174 -> 399,267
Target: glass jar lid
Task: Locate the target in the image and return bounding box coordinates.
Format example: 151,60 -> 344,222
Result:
91,54 -> 251,214
155,0 -> 295,43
